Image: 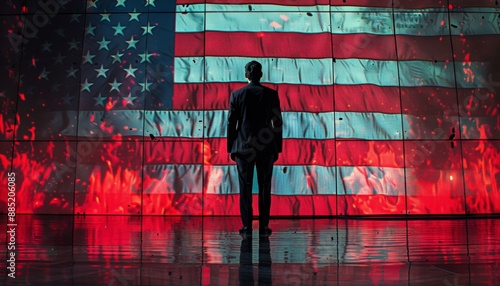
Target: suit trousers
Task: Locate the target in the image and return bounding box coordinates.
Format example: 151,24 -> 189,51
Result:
235,153 -> 274,228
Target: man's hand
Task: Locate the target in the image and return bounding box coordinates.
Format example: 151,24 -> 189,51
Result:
230,153 -> 236,161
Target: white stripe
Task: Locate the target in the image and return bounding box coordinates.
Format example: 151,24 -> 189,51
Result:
175,57 -> 333,86
79,163 -> 453,196
176,4 -> 500,36
174,56 -> 491,88
75,110 -> 408,140
205,165 -> 405,196
35,110 -> 489,140
337,166 -> 405,196
177,3 -> 330,13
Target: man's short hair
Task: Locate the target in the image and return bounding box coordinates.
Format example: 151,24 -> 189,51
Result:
245,61 -> 263,81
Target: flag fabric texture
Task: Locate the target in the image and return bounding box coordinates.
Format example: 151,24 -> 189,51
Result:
0,0 -> 498,215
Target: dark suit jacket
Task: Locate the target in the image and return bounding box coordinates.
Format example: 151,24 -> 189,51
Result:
227,82 -> 282,157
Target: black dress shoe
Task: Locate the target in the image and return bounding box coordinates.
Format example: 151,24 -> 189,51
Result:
239,226 -> 252,235
259,226 -> 272,235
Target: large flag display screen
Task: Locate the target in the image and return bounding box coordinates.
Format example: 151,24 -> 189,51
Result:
0,0 -> 499,215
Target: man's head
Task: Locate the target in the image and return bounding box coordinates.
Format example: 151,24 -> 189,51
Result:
244,61 -> 263,82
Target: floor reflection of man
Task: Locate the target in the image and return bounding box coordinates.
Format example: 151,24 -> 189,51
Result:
258,236 -> 272,285
239,237 -> 254,286
238,236 -> 273,286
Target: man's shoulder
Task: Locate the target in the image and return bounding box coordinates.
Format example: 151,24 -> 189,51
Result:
263,85 -> 277,94
232,84 -> 251,94
233,83 -> 277,95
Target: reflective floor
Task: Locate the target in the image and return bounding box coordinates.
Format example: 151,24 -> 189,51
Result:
1,215 -> 500,285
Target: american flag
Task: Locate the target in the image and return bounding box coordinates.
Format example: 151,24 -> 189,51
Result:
0,0 -> 499,215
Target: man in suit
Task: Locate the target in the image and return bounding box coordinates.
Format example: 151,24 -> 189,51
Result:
227,61 -> 283,236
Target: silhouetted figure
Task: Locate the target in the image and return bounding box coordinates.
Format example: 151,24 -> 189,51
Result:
227,61 -> 283,236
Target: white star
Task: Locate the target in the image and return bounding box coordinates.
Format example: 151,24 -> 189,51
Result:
109,78 -> 122,92
81,79 -> 93,92
85,23 -> 96,36
53,53 -> 66,65
122,92 -> 137,105
62,94 -> 74,105
70,14 -> 81,23
139,79 -> 152,92
124,64 -> 138,78
111,51 -> 124,64
94,93 -> 106,106
145,0 -> 155,7
138,51 -> 153,63
82,50 -> 95,64
100,13 -> 111,22
87,0 -> 98,9
39,68 -> 50,80
66,66 -> 78,78
129,10 -> 140,21
68,38 -> 80,51
141,22 -> 155,35
112,22 -> 126,36
116,0 -> 126,7
126,36 -> 139,49
42,41 -> 53,52
97,37 -> 110,50
95,65 -> 109,78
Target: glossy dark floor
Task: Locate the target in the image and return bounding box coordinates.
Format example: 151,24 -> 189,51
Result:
1,215 -> 500,285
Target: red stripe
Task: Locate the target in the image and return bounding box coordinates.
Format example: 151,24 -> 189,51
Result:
205,31 -> 332,58
277,84 -> 334,112
394,0 -> 448,8
175,33 -> 204,57
338,194 -> 407,215
449,0 -> 499,8
331,0 -> 393,8
174,83 -> 334,112
176,0 -> 495,9
334,35 -> 487,62
206,138 -> 336,166
173,83 -> 205,110
145,140 -> 203,164
175,34 -> 499,62
174,83 -> 405,114
332,0 -> 447,8
401,86 -> 458,117
336,140 -> 404,168
396,35 -> 453,61
143,138 -> 407,167
452,35 -> 500,62
335,85 -> 401,114
333,34 -> 397,60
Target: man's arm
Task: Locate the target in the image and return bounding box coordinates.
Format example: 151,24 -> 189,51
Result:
272,91 -> 283,153
227,92 -> 239,153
